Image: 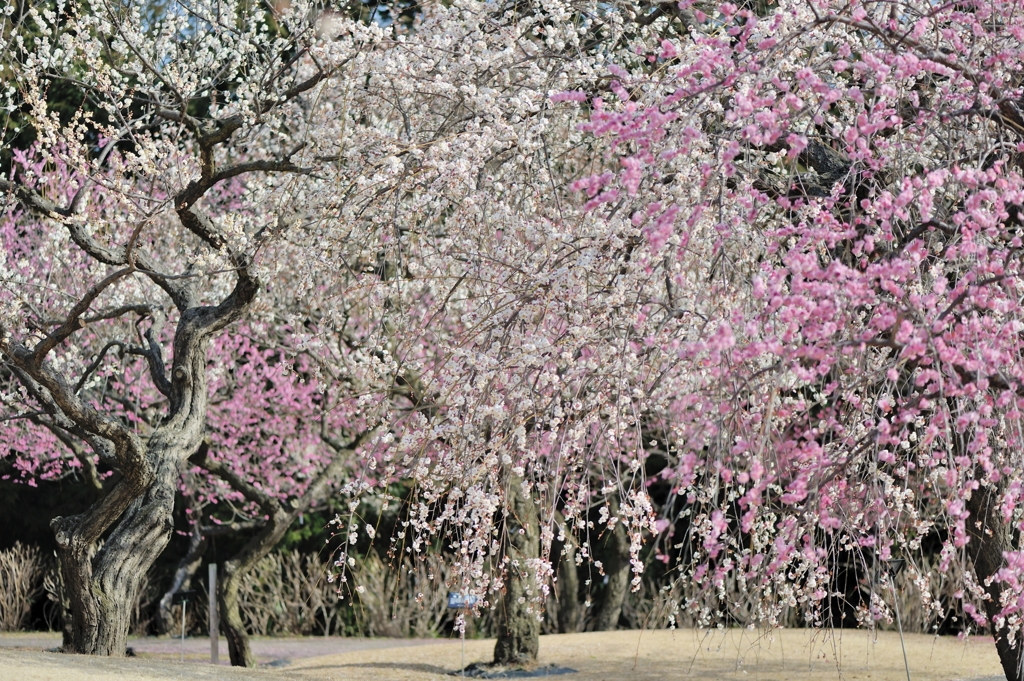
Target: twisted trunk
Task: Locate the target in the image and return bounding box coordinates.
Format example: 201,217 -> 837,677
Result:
1,72 -> 275,656
41,274 -> 255,655
493,472 -> 541,666
48,322 -> 219,654
218,510 -> 291,667
53,452 -> 187,653
965,482 -> 1023,681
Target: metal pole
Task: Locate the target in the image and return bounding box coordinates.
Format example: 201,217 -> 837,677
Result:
181,599 -> 187,663
209,564 -> 219,665
461,608 -> 465,678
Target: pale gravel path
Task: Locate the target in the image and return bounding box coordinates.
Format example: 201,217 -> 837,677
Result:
0,632 -> 442,665
0,630 -> 1013,681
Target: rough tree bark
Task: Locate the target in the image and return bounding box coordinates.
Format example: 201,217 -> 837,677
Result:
60,455 -> 186,654
590,499 -> 630,632
493,471 -> 541,667
194,433 -> 360,667
965,481 -> 1023,681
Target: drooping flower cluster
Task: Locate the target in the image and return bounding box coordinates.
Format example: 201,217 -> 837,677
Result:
540,0 -> 1024,644
319,0 -> 1024,663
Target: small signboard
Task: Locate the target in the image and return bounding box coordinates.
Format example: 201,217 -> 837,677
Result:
447,592 -> 479,609
171,589 -> 197,605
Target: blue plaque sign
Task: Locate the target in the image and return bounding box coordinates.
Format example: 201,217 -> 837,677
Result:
447,592 -> 479,609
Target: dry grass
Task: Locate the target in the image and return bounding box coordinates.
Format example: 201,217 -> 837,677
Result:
349,551 -> 454,638
238,551 -> 345,637
0,543 -> 45,632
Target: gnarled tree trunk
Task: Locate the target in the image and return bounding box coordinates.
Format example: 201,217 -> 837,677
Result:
0,4 -> 333,651
19,260 -> 258,656
57,482 -> 183,656
493,472 -> 541,667
3,170 -> 260,656
53,453 -> 188,654
965,481 -> 1023,681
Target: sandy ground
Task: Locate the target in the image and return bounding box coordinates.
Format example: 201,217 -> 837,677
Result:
0,632 -> 441,664
0,629 -> 1010,681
